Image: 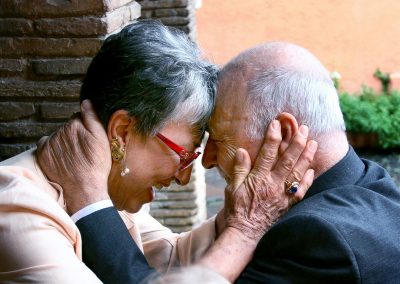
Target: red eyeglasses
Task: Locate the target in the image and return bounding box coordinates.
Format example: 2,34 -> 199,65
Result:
156,133 -> 201,171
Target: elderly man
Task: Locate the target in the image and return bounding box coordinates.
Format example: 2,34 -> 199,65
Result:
202,42 -> 400,283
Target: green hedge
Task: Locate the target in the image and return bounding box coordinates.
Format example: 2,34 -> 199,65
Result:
339,87 -> 400,149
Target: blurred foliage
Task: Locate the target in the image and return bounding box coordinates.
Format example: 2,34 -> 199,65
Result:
339,87 -> 400,149
374,68 -> 391,93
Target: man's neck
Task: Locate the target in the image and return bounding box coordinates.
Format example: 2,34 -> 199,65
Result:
311,131 -> 349,179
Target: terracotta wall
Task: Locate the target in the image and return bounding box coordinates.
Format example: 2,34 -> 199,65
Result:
196,0 -> 400,93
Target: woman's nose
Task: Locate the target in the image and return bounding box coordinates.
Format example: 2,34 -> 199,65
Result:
174,165 -> 193,185
202,138 -> 217,169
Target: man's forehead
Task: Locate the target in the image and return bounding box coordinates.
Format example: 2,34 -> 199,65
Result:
207,117 -> 229,138
208,105 -> 251,140
207,75 -> 249,136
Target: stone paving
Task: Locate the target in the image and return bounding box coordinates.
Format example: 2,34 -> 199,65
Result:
205,149 -> 400,217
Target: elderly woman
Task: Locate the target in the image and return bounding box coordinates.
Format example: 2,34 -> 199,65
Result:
0,20 -> 315,283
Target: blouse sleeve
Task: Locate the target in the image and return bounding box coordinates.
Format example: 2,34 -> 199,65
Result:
0,168 -> 102,283
134,209 -> 217,272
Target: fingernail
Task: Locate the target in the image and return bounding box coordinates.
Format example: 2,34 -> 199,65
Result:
299,125 -> 309,137
308,140 -> 317,151
271,120 -> 280,130
235,149 -> 244,163
81,100 -> 89,110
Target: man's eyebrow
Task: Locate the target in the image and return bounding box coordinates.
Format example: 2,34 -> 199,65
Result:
205,125 -> 216,136
209,130 -> 221,141
205,123 -> 223,141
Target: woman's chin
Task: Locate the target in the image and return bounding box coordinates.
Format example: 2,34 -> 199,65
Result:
124,199 -> 153,213
124,206 -> 141,213
112,199 -> 140,213
121,201 -> 143,213
113,187 -> 155,213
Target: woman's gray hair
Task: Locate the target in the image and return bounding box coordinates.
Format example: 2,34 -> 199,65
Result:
244,66 -> 346,140
81,20 -> 218,136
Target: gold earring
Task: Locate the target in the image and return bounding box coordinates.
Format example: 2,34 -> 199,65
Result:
111,137 -> 130,176
111,137 -> 125,162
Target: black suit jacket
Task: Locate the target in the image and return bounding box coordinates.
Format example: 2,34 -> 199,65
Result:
237,147 -> 400,283
76,147 -> 400,283
76,207 -> 155,284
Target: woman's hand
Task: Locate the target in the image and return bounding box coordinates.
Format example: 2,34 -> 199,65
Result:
36,100 -> 111,215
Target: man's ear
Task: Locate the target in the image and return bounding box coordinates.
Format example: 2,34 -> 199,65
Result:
107,110 -> 137,146
276,112 -> 299,155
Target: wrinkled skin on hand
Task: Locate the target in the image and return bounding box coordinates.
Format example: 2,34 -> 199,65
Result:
36,100 -> 111,214
225,168 -> 285,240
224,121 -> 316,241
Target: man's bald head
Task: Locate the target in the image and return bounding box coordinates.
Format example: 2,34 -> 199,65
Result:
217,42 -> 345,141
223,42 -> 330,76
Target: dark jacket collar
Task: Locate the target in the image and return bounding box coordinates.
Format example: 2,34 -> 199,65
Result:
305,146 -> 365,199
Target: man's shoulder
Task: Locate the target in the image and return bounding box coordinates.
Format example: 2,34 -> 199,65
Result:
280,182 -> 400,234
251,184 -> 400,281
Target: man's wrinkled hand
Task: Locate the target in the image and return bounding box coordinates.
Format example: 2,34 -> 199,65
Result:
36,100 -> 111,215
224,120 -> 317,241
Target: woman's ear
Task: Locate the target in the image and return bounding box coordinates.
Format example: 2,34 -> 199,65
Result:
107,110 -> 136,145
276,112 -> 299,155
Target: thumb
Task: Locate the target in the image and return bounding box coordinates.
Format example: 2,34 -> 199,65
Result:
229,148 -> 251,191
80,99 -> 105,136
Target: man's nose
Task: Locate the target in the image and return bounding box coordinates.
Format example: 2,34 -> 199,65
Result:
174,165 -> 193,185
202,138 -> 217,169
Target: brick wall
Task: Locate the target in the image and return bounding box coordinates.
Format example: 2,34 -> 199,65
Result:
0,0 -> 140,160
136,0 -> 200,40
